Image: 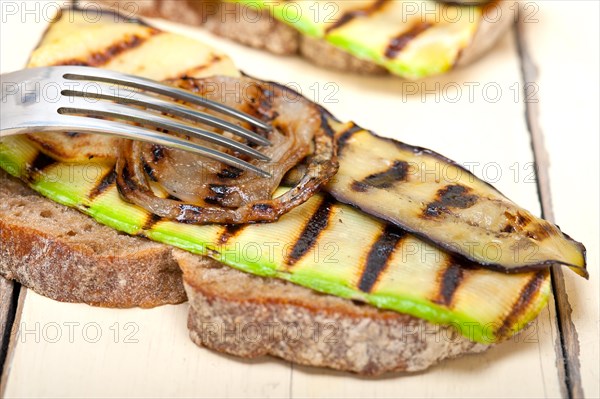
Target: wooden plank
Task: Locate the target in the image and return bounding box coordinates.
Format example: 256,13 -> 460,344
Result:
3,291 -> 292,398
517,2 -> 600,398
514,14 -> 575,399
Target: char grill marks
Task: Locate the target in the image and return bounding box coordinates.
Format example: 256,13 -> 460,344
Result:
173,54 -> 224,79
27,151 -> 57,174
142,159 -> 158,182
351,160 -> 409,192
204,184 -> 235,206
218,224 -> 246,245
385,22 -> 433,58
55,30 -> 161,67
496,270 -> 548,337
336,123 -> 363,153
217,167 -> 243,179
89,168 -> 117,200
502,210 -> 552,242
423,184 -> 478,218
286,197 -> 334,266
151,145 -> 166,163
433,259 -> 467,307
358,225 -> 405,293
325,0 -> 389,34
142,213 -> 163,231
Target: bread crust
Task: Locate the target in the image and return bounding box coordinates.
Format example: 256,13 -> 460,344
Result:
204,1 -> 301,55
299,35 -> 388,75
0,171 -> 186,308
456,0 -> 517,67
175,251 -> 488,375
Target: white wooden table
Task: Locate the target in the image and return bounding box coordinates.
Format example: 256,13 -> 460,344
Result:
0,1 -> 598,397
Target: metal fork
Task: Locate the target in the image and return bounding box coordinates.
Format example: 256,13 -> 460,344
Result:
0,66 -> 272,177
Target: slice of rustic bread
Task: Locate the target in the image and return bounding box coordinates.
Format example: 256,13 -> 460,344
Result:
96,0 -> 513,76
175,251 -> 488,375
0,170 -> 185,308
205,2 -> 388,74
95,0 -> 389,74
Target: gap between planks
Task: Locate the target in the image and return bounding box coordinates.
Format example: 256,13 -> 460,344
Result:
0,280 -> 24,397
0,279 -> 20,374
514,11 -> 583,399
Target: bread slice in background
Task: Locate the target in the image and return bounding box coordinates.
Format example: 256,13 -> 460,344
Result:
92,0 -> 397,74
96,0 -> 514,76
175,251 -> 487,375
0,170 -> 185,308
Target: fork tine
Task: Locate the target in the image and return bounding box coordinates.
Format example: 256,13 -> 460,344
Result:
0,66 -> 273,177
21,114 -> 271,178
62,84 -> 271,146
57,97 -> 270,162
60,66 -> 272,133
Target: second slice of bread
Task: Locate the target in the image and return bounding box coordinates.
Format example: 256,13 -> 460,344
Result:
175,251 -> 487,375
0,171 -> 186,308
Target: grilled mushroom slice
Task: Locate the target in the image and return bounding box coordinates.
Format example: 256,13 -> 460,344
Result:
116,76 -> 337,224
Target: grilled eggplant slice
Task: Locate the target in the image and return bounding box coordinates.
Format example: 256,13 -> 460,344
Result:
116,76 -> 337,224
231,0 -> 515,79
323,119 -> 587,278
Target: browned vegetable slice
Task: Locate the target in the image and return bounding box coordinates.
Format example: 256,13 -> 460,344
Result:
116,76 -> 337,224
25,132 -> 120,162
324,118 -> 587,278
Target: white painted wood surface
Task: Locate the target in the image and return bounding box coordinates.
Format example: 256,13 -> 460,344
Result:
520,2 -> 600,397
0,1 -> 597,397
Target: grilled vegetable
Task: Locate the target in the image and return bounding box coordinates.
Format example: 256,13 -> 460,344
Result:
25,7 -> 239,162
231,0 -> 514,79
116,76 -> 337,224
0,134 -> 550,343
0,7 -> 553,344
323,119 -> 587,278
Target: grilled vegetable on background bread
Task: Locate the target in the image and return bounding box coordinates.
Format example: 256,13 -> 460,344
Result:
91,0 -> 516,78
0,7 -> 587,374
